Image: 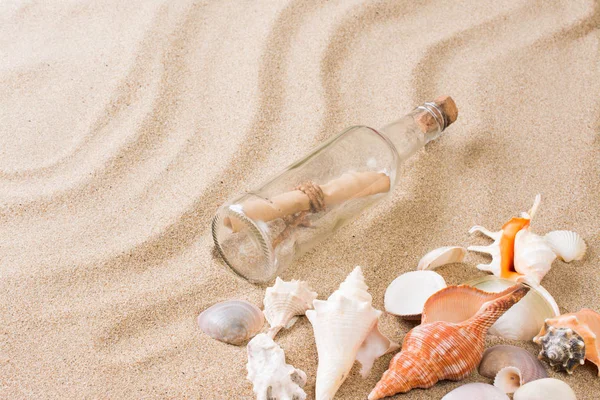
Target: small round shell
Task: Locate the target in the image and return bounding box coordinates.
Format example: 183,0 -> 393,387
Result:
198,300 -> 264,345
479,345 -> 547,393
544,230 -> 587,262
384,271 -> 446,319
442,383 -> 509,400
513,378 -> 576,400
417,246 -> 467,270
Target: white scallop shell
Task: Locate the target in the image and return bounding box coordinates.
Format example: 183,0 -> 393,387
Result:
306,266 -> 399,400
513,378 -> 576,400
514,228 -> 557,284
442,383 -> 509,400
416,246 -> 467,270
263,277 -> 317,338
384,270 -> 446,318
198,300 -> 264,345
246,333 -> 307,400
545,230 -> 587,263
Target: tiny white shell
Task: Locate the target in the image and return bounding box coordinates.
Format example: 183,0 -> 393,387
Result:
198,300 -> 264,345
384,271 -> 446,318
417,246 -> 467,270
545,230 -> 587,262
442,383 -> 509,400
494,366 -> 523,394
513,378 -> 576,400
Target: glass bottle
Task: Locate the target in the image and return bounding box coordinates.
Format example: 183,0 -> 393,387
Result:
213,96 -> 458,283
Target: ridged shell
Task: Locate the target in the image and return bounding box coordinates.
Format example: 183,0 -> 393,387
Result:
368,285 -> 529,400
384,271 -> 446,319
417,246 -> 467,270
479,345 -> 547,393
514,228 -> 556,284
246,333 -> 307,400
442,383 -> 509,400
534,308 -> 600,376
544,230 -> 587,262
306,266 -> 399,400
466,276 -> 559,340
513,378 -> 576,400
263,277 -> 317,338
198,300 -> 264,345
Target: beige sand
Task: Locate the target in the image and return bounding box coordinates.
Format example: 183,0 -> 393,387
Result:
1,0 -> 599,399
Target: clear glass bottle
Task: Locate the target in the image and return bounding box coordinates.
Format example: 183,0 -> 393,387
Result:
213,96 -> 458,283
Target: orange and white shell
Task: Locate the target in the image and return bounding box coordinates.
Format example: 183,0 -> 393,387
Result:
368,285 -> 529,400
533,308 -> 600,376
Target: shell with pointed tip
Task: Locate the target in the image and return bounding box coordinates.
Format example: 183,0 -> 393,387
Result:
465,276 -> 559,340
198,300 -> 264,345
263,277 -> 317,338
545,230 -> 587,262
306,266 -> 399,400
384,271 -> 446,319
468,195 -> 540,280
514,228 -> 556,285
246,333 -> 307,400
417,246 -> 467,270
479,345 -> 547,393
368,285 -> 529,400
442,383 -> 509,400
513,378 -> 576,400
533,308 -> 600,375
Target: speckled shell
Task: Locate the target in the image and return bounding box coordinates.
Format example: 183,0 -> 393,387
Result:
479,345 -> 547,393
368,285 -> 529,400
263,277 -> 317,338
534,308 -> 600,376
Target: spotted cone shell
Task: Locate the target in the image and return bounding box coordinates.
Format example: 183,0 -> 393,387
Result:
368,285 -> 529,400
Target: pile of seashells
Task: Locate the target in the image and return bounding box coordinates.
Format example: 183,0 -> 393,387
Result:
199,195 -> 597,399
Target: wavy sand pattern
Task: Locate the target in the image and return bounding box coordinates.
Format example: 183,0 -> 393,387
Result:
1,0 -> 599,398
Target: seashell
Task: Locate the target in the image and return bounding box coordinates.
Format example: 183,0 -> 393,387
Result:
533,308 -> 600,375
513,378 -> 576,400
513,228 -> 556,285
544,230 -> 587,262
246,333 -> 307,400
306,266 -> 399,400
468,195 -> 540,280
441,383 -> 509,400
198,300 -> 264,345
263,277 -> 317,338
368,284 -> 529,399
384,270 -> 446,319
478,345 -> 547,393
465,275 -> 559,340
417,246 -> 467,270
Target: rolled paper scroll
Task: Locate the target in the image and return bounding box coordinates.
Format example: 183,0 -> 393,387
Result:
225,171 -> 391,232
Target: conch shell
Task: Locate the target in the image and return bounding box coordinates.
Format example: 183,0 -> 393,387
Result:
198,300 -> 264,345
513,228 -> 556,285
478,345 -> 547,393
368,284 -> 529,399
306,266 -> 399,400
246,333 -> 307,400
534,308 -> 600,376
263,277 -> 317,338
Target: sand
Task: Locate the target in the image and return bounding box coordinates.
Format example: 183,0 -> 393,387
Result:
1,0 -> 599,399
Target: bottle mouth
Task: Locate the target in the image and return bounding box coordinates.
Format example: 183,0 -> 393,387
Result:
212,200 -> 276,283
417,102 -> 447,132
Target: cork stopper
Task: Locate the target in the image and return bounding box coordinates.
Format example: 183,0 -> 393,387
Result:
415,95 -> 458,134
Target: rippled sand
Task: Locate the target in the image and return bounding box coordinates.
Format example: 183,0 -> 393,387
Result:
1,1 -> 599,398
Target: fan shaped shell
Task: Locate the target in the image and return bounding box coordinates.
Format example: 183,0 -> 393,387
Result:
513,378 -> 576,400
384,270 -> 446,319
544,230 -> 587,262
263,277 -> 317,338
198,300 -> 264,345
442,383 -> 509,400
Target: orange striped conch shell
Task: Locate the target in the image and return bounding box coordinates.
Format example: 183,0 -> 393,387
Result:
368,284 -> 529,400
468,195 -> 541,281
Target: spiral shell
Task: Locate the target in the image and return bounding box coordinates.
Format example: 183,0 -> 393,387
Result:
368,284 -> 529,399
533,308 -> 600,375
263,277 -> 317,338
479,345 -> 547,393
513,228 -> 556,285
198,300 -> 264,345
